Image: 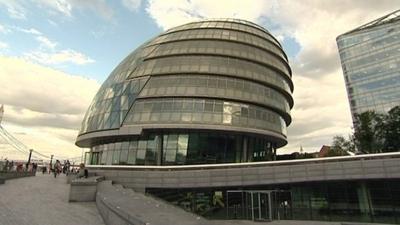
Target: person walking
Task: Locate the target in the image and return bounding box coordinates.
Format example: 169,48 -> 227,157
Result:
3,159 -> 8,172
9,161 -> 14,171
32,163 -> 37,174
65,160 -> 71,176
53,160 -> 61,178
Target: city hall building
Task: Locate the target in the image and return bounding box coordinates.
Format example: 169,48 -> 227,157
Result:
77,19 -> 400,223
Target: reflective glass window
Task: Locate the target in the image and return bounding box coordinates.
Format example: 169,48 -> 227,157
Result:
177,134 -> 188,164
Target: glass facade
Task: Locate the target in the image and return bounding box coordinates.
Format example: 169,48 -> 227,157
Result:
77,18 -> 293,166
146,40 -> 290,75
148,180 -> 400,224
139,75 -> 291,116
128,55 -> 293,94
124,98 -> 286,135
151,28 -> 286,60
90,132 -> 275,165
337,16 -> 400,119
80,77 -> 149,133
164,19 -> 282,48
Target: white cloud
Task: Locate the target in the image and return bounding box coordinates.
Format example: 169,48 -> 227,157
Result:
24,49 -> 95,65
145,0 -> 399,153
37,0 -> 114,20
0,24 -> 11,34
0,41 -> 8,49
280,71 -> 353,153
14,26 -> 42,35
122,0 -> 142,12
36,36 -> 57,49
0,0 -> 27,19
0,56 -> 98,114
0,56 -> 99,160
39,0 -> 72,17
47,19 -> 58,27
146,0 -> 271,30
11,26 -> 94,66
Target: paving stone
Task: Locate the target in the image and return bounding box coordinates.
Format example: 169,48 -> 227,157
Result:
0,173 -> 104,225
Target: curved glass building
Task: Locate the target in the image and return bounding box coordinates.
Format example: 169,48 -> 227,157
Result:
77,18 -> 293,166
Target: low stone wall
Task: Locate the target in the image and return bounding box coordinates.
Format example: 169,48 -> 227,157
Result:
0,171 -> 35,184
68,176 -> 104,202
87,156 -> 400,192
95,180 -> 211,225
67,172 -> 97,184
66,174 -> 77,184
96,181 -> 139,225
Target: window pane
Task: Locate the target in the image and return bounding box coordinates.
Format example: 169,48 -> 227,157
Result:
112,150 -> 121,165
120,149 -> 128,164
106,150 -> 113,165
177,134 -> 188,164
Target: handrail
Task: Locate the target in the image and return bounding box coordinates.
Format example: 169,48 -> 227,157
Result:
87,151 -> 400,171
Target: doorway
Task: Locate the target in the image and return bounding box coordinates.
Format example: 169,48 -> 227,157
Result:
226,190 -> 291,221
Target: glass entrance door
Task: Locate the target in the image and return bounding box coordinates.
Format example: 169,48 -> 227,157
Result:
250,192 -> 271,221
259,193 -> 271,221
227,190 -> 272,221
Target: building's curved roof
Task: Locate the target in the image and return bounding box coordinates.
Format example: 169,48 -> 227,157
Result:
76,18 -> 294,148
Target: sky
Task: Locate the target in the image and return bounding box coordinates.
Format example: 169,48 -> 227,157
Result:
0,0 -> 398,161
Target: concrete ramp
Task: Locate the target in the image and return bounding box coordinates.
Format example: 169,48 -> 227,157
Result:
96,180 -> 210,225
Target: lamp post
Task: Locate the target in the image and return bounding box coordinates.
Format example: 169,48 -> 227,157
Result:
49,154 -> 54,174
26,149 -> 33,170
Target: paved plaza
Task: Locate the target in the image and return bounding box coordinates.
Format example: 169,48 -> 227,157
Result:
0,173 -> 104,225
0,174 -> 391,225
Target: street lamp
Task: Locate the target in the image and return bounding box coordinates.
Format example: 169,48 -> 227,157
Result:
49,154 -> 54,174
26,149 -> 33,170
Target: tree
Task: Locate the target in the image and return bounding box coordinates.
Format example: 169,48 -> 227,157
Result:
329,135 -> 353,156
382,106 -> 400,152
353,111 -> 384,154
330,106 -> 400,155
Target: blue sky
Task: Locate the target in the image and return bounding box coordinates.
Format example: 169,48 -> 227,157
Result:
0,0 -> 397,160
0,0 -> 301,83
0,0 -> 162,81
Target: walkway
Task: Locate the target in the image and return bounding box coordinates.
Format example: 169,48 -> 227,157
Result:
0,174 -> 390,225
0,173 -> 104,225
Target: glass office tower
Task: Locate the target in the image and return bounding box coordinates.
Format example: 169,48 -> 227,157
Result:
76,19 -> 294,166
337,10 -> 400,120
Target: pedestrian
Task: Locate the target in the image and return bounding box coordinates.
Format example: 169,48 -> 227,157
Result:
62,160 -> 65,174
32,163 -> 37,174
65,160 -> 71,176
77,163 -> 88,179
53,160 -> 61,178
17,163 -> 23,172
9,161 -> 14,171
3,159 -> 8,172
